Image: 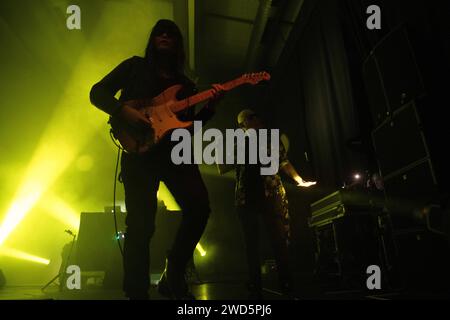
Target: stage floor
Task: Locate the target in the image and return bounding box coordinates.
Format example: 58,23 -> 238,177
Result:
0,282 -> 448,300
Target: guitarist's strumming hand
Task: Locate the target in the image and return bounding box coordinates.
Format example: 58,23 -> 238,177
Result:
119,104 -> 152,129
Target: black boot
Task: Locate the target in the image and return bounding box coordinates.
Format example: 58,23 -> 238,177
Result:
158,258 -> 195,300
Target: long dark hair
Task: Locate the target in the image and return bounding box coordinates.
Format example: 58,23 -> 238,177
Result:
144,19 -> 185,75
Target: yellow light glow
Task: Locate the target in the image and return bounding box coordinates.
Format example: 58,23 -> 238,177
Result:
75,154 -> 94,172
0,182 -> 43,246
196,243 -> 206,257
39,194 -> 80,232
0,139 -> 77,247
0,2 -> 174,248
0,34 -> 102,248
0,247 -> 50,265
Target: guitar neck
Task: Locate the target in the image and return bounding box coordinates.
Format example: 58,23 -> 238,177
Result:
171,77 -> 247,113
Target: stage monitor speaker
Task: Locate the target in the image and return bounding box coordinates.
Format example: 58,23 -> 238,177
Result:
391,230 -> 450,291
383,160 -> 437,201
372,101 -> 430,178
76,211 -> 125,271
75,211 -> 126,288
372,100 -> 440,214
363,26 -> 425,126
363,48 -> 390,125
74,204 -> 182,288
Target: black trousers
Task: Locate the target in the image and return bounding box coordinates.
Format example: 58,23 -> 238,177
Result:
237,202 -> 291,290
120,149 -> 210,297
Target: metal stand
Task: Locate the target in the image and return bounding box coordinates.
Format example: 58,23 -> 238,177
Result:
41,230 -> 77,292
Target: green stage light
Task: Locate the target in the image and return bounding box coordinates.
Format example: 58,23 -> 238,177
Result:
196,243 -> 206,256
157,182 -> 181,211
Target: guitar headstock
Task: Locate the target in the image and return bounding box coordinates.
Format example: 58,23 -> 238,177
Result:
241,71 -> 271,85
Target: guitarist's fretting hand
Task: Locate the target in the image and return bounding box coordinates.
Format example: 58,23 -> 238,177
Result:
207,84 -> 226,109
119,104 -> 152,129
211,83 -> 225,98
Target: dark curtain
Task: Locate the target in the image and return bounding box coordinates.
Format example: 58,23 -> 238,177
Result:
264,0 -> 366,190
298,0 -> 365,188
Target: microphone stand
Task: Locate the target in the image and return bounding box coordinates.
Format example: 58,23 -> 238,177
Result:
41,230 -> 77,292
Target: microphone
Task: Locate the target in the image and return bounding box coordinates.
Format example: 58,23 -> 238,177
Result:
65,229 -> 75,236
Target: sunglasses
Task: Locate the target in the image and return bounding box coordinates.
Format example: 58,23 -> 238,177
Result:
153,26 -> 179,38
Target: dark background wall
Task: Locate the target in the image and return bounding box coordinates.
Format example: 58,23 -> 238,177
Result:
198,0 -> 450,280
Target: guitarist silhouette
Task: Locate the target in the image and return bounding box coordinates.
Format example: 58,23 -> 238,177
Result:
90,19 -> 224,300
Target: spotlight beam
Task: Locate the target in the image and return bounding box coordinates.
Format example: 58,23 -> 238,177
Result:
0,2 -> 173,247
0,247 -> 50,265
196,243 -> 206,256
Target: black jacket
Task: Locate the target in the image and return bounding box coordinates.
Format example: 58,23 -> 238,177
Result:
89,55 -> 213,122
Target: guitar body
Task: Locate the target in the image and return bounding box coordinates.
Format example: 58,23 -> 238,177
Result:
111,84 -> 193,154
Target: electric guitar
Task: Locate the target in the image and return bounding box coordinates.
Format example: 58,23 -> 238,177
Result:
110,72 -> 271,153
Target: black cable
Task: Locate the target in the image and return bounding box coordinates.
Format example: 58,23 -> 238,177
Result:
110,129 -> 123,149
111,130 -> 124,256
